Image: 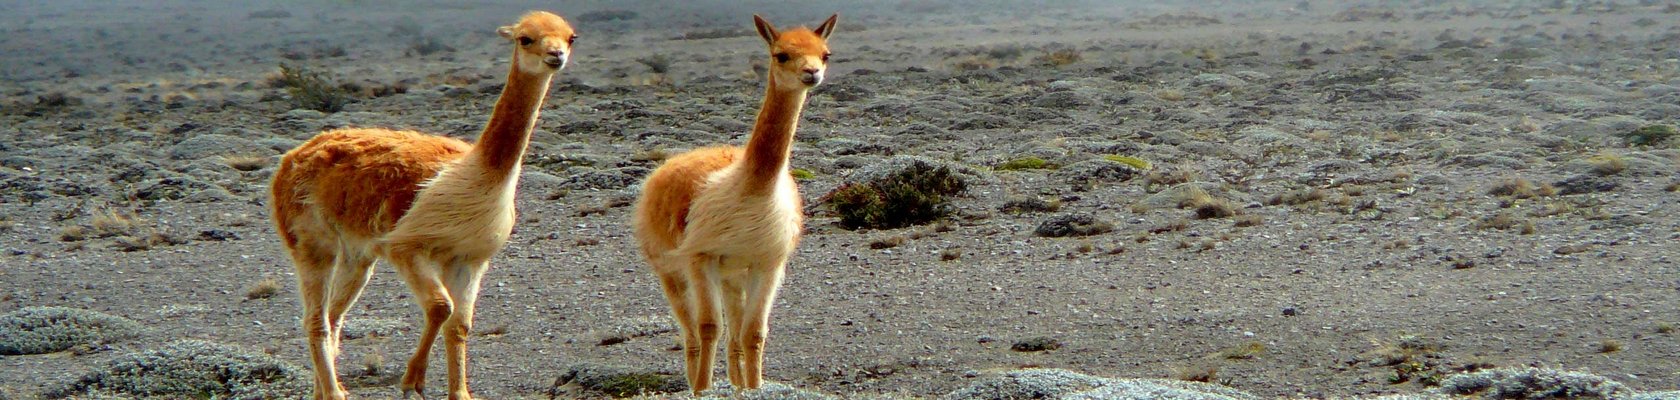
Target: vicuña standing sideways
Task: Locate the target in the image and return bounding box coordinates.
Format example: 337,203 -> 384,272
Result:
270,11 -> 576,400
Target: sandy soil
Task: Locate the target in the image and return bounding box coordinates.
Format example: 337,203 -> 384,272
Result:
2,0 -> 1678,398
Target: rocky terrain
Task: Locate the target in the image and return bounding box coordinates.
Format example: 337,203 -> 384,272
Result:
2,0 -> 1678,399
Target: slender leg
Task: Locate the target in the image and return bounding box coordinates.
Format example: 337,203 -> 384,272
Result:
685,253 -> 723,394
738,263 -> 787,390
721,277 -> 748,389
440,261 -> 489,400
324,248 -> 377,394
391,251 -> 452,400
288,241 -> 349,400
653,262 -> 696,353
325,249 -> 377,341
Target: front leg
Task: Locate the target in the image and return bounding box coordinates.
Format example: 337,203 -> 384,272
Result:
441,261 -> 491,400
737,261 -> 788,390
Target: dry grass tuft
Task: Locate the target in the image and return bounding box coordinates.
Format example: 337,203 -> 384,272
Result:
1215,341 -> 1267,360
1035,49 -> 1083,67
869,235 -> 907,250
1487,178 -> 1555,199
245,278 -> 282,300
1144,170 -> 1194,192
1596,339 -> 1622,353
1233,214 -> 1262,227
90,209 -> 143,238
1585,153 -> 1627,176
1154,88 -> 1187,102
1476,212 -> 1536,234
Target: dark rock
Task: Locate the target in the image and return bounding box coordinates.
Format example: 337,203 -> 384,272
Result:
1033,213 -> 1114,237
1010,336 -> 1063,352
1553,174 -> 1617,195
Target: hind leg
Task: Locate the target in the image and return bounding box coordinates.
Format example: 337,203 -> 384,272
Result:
287,240 -> 350,400
324,246 -> 377,393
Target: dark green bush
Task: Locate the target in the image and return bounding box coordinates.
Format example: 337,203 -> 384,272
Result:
1623,124 -> 1676,147
824,162 -> 968,230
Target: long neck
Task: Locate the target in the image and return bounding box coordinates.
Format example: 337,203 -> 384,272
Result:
467,59 -> 552,176
740,79 -> 808,191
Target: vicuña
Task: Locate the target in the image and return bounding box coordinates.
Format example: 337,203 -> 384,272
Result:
270,11 -> 576,400
632,13 -> 839,394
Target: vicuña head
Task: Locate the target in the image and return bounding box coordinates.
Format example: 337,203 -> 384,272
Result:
497,11 -> 577,74
754,13 -> 836,89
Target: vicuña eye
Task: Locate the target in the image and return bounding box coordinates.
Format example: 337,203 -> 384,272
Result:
774,53 -> 790,63
821,53 -> 831,62
567,35 -> 576,45
518,37 -> 534,46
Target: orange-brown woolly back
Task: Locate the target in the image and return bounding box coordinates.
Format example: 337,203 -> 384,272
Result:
271,128 -> 470,245
633,146 -> 742,254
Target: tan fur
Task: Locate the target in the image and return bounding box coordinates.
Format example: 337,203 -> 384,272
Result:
269,11 -> 575,400
631,13 -> 837,394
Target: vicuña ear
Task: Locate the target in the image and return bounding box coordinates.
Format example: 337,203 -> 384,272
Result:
753,14 -> 778,45
813,13 -> 838,39
496,25 -> 516,40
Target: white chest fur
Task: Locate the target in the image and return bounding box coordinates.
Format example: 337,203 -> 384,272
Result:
677,167 -> 802,259
384,162 -> 520,261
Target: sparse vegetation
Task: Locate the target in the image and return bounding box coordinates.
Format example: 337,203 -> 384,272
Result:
1143,169 -> 1194,192
822,160 -> 968,230
869,235 -> 906,249
1034,48 -> 1083,67
995,156 -> 1055,171
1657,322 -> 1675,334
276,63 -> 352,113
1487,178 -> 1555,199
1102,155 -> 1153,170
1183,191 -> 1239,219
1214,341 -> 1266,360
790,168 -> 816,180
1154,88 -> 1187,101
554,363 -> 685,397
1476,212 -> 1536,234
51,339 -> 308,399
244,278 -> 282,300
1585,153 -> 1627,176
1233,214 -> 1262,227
1438,367 -> 1630,398
1268,188 -> 1327,206
0,307 -> 143,356
1622,124 -> 1676,147
1597,339 -> 1623,353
